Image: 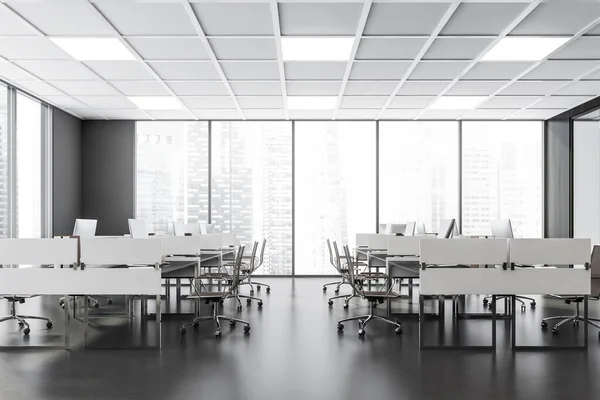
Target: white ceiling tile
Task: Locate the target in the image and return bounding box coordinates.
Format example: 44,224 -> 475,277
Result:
14,60 -> 98,80
95,0 -> 196,35
209,38 -> 277,61
582,69 -> 600,80
109,81 -> 169,96
380,109 -> 420,120
167,81 -> 229,96
463,109 -> 521,120
0,5 -> 37,36
409,61 -> 470,80
463,62 -> 534,80
75,96 -> 135,109
364,3 -> 451,35
127,38 -> 209,61
65,108 -> 105,119
344,81 -> 397,96
479,96 -> 539,109
147,110 -> 192,120
350,61 -> 411,80
533,96 -> 594,109
510,2 -> 600,36
14,81 -> 64,96
523,60 -> 600,80
555,81 -> 600,96
7,0 -> 114,36
192,2 -> 273,36
285,62 -> 346,80
280,2 -> 363,36
446,81 -> 509,96
499,80 -> 571,96
340,96 -> 388,109
180,96 -> 236,109
149,61 -> 220,80
286,81 -> 340,96
0,61 -> 36,80
510,109 -> 564,120
336,109 -> 379,120
551,38 -> 600,60
423,38 -> 494,60
244,109 -> 286,120
389,96 -> 435,109
441,3 -> 528,35
85,61 -> 155,80
237,96 -> 283,109
231,81 -> 282,96
0,38 -> 69,60
419,110 -> 465,120
48,80 -> 120,96
43,95 -> 87,109
192,109 -> 242,120
356,38 -> 427,60
100,109 -> 150,120
288,110 -> 333,120
397,81 -> 450,96
222,62 -> 280,80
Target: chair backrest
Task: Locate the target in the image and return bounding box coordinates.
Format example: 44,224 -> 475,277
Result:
200,223 -> 215,235
490,219 -> 514,239
332,241 -> 345,277
591,245 -> 600,278
173,222 -> 200,236
256,239 -> 267,269
343,245 -> 364,297
404,222 -> 416,236
437,219 -> 455,238
73,219 -> 97,238
416,223 -> 426,235
230,245 -> 245,290
128,219 -> 149,238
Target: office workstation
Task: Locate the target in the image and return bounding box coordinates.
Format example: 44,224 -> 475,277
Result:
2,0 -> 600,398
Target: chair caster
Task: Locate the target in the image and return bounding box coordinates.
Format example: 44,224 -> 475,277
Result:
334,289 -> 339,294
358,329 -> 365,337
552,328 -> 559,335
337,323 -> 344,331
205,300 -> 210,305
215,330 -> 221,337
61,304 -> 65,309
46,321 -> 53,329
395,327 -> 403,335
257,285 -> 261,291
258,301 -> 263,308
244,325 -> 251,333
266,287 -> 270,294
573,320 -> 579,327
108,299 -> 113,305
323,287 -> 327,292
246,298 -> 252,304
93,302 -> 99,308
328,300 -> 333,306
237,305 -> 243,311
482,299 -> 488,306
488,303 -> 493,310
59,300 -> 64,307
541,320 -> 548,329
530,301 -> 536,308
521,304 -> 526,312
250,290 -> 254,295
343,303 -> 349,309
23,328 -> 30,335
180,327 -> 187,335
230,321 -> 236,327
193,322 -> 199,328
18,321 -> 24,326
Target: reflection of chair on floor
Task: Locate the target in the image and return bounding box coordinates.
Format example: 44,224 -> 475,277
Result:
336,245 -> 402,338
541,245 -> 600,337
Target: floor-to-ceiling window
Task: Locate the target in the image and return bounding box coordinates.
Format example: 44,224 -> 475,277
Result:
16,93 -> 42,238
136,121 -> 209,234
211,122 -> 292,275
461,121 -> 543,238
0,85 -> 7,238
379,122 -> 459,233
294,122 -> 376,275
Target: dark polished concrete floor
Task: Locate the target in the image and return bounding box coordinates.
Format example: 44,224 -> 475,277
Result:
0,278 -> 599,400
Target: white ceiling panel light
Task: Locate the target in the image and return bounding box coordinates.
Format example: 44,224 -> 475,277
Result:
481,37 -> 569,61
50,38 -> 135,61
429,96 -> 487,110
128,96 -> 182,110
287,96 -> 337,110
281,38 -> 354,61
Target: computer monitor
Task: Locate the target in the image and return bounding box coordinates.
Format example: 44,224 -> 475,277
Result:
437,219 -> 456,238
173,222 -> 199,236
378,224 -> 387,234
128,219 -> 149,239
73,219 -> 97,238
416,223 -> 426,235
404,221 -> 416,236
390,224 -> 406,234
200,223 -> 215,235
384,224 -> 392,234
490,219 -> 514,239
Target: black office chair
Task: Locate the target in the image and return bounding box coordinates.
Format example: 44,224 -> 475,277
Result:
0,295 -> 53,335
336,245 -> 402,337
181,245 -> 251,337
243,239 -> 270,294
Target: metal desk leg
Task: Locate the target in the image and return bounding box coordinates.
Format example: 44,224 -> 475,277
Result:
419,295 -> 424,350
492,295 -> 497,350
156,294 -> 161,350
84,295 -> 89,348
64,293 -> 70,350
176,279 -> 181,300
584,295 -> 589,349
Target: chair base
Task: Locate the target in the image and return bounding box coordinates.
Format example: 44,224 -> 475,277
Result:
180,301 -> 250,337
542,301 -> 600,337
0,300 -> 52,335
336,301 -> 402,337
59,295 -> 114,309
483,295 -> 535,311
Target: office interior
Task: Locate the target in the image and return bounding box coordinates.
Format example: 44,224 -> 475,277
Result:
2,0 -> 600,399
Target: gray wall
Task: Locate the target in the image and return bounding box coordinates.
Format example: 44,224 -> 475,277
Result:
82,120 -> 135,236
52,109 -> 82,236
544,119 -> 572,238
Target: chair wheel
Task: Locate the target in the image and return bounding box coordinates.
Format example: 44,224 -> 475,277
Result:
521,305 -> 526,311
337,323 -> 344,331
323,287 -> 327,292
59,300 -> 64,306
230,321 -> 236,327
215,330 -> 221,337
328,300 -> 333,306
395,327 -> 403,335
23,328 -> 30,335
108,299 -> 113,305
358,329 -> 365,337
257,285 -> 261,290
482,299 -> 488,306
530,301 -> 536,308
258,301 -> 263,308
18,321 -> 24,326
180,327 -> 187,335
46,321 -> 53,329
250,290 -> 254,295
93,302 -> 99,308
237,305 -> 243,311
193,322 -> 199,328
61,304 -> 65,309
343,303 -> 349,309
541,320 -> 548,329
266,288 -> 270,294
552,328 -> 559,335
246,298 -> 251,304
244,325 -> 251,333
334,289 -> 339,294
205,300 -> 210,305
488,303 -> 493,310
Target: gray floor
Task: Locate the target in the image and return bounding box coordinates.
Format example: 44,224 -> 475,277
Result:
0,278 -> 599,400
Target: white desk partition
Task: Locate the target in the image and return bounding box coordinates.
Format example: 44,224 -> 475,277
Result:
173,222 -> 199,236
221,233 -> 236,247
420,238 -> 508,266
80,238 -> 162,266
0,238 -> 78,266
387,236 -> 437,256
368,234 -> 389,250
199,234 -> 223,250
157,236 -> 201,256
510,238 -> 591,266
356,234 -> 369,247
